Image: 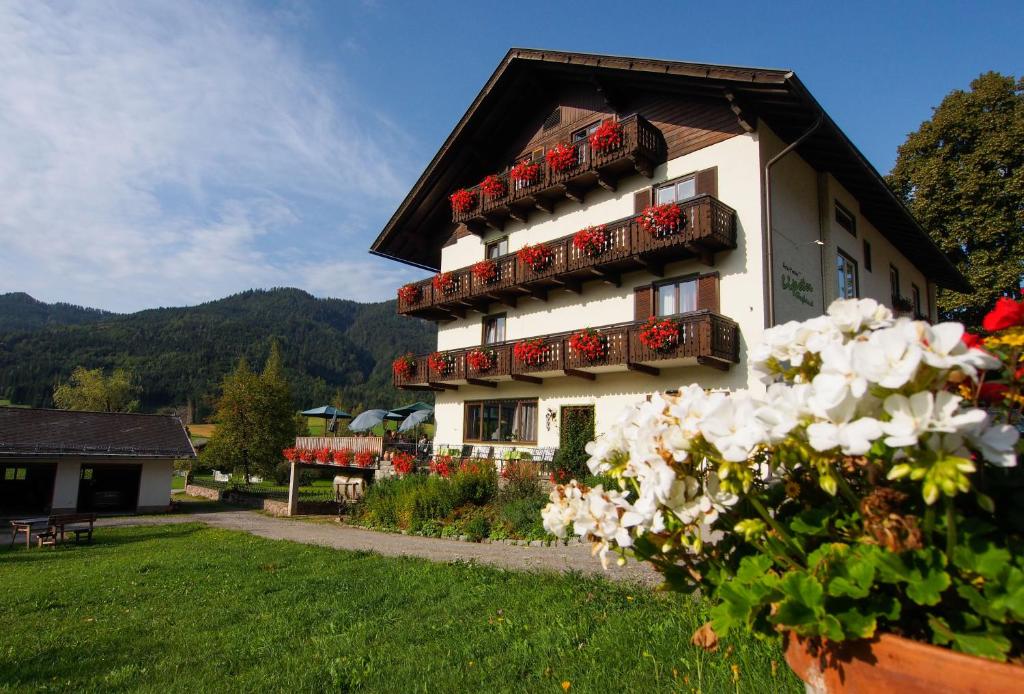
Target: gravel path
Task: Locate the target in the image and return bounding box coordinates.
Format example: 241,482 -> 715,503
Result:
94,510 -> 660,585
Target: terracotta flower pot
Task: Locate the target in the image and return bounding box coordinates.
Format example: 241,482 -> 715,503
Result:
784,632 -> 1021,694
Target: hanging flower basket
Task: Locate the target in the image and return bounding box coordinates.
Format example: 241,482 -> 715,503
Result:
429,455 -> 453,478
589,120 -> 623,154
392,354 -> 416,378
639,202 -> 684,237
513,338 -> 547,366
572,225 -> 608,257
545,143 -> 577,173
509,160 -> 541,185
638,317 -> 680,352
449,188 -> 477,214
392,451 -> 415,477
569,328 -> 608,362
480,175 -> 505,200
471,259 -> 498,284
432,272 -> 457,295
466,348 -> 496,372
354,451 -> 375,468
427,351 -> 454,375
517,244 -> 553,272
332,448 -> 352,466
397,284 -> 421,304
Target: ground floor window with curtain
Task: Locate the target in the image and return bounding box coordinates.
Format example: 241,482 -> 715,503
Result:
464,398 -> 538,443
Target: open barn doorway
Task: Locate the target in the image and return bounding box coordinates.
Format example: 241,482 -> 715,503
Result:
77,464 -> 141,513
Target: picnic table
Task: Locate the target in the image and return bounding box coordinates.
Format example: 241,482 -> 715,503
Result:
8,517 -> 49,549
8,513 -> 97,548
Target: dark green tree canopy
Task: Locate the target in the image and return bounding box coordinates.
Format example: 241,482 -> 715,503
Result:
888,72 -> 1024,326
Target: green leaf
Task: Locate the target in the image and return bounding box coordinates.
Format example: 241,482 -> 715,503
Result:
828,558 -> 875,599
790,508 -> 832,536
929,617 -> 1011,661
735,554 -> 774,584
771,573 -> 824,631
906,564 -> 950,606
835,608 -> 877,639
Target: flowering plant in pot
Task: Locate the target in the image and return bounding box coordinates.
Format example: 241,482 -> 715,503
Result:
542,298 -> 1023,692
517,244 -> 553,272
332,448 -> 352,466
509,160 -> 541,185
589,120 -> 623,153
569,328 -> 608,362
471,259 -> 498,284
314,447 -> 332,464
545,143 -> 577,174
466,348 -> 496,372
298,449 -> 314,463
639,202 -> 683,237
572,225 -> 608,257
354,451 -> 375,468
427,351 -> 454,375
480,174 -> 505,200
449,188 -> 477,214
397,283 -> 421,304
391,354 -> 416,379
638,316 -> 680,351
432,272 -> 457,295
513,338 -> 547,367
392,451 -> 415,477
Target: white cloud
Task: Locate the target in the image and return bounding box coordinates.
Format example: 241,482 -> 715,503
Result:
0,0 -> 427,312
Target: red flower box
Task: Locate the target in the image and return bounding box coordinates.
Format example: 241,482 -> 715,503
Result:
545,143 -> 577,173
449,188 -> 477,214
638,317 -> 680,351
429,455 -> 453,478
432,272 -> 457,294
392,354 -> 416,378
397,284 -> 421,304
392,451 -> 415,477
471,259 -> 498,284
298,449 -> 314,463
480,174 -> 505,199
427,351 -> 454,375
354,451 -> 375,468
282,447 -> 297,462
332,448 -> 352,466
639,202 -> 684,237
572,225 -> 608,257
513,338 -> 547,366
314,447 -> 332,464
517,244 -> 553,272
569,328 -> 607,362
589,120 -> 623,153
466,348 -> 496,372
509,160 -> 541,185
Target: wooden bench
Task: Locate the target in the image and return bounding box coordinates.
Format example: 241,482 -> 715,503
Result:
35,513 -> 97,548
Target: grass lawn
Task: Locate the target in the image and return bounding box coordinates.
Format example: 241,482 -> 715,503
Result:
0,524 -> 797,693
171,474 -> 186,491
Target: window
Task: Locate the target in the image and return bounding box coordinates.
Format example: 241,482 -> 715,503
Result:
571,122 -> 600,163
836,251 -> 859,299
3,467 -> 27,481
656,276 -> 697,316
835,201 -> 856,236
912,284 -> 922,316
889,265 -> 900,303
464,399 -> 538,442
482,313 -> 506,345
656,175 -> 696,205
80,467 -> 93,480
862,239 -> 872,272
486,238 -> 508,259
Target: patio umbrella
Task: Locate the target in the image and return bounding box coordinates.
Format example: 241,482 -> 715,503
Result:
398,408 -> 433,432
388,401 -> 433,418
301,405 -> 352,434
348,409 -> 389,432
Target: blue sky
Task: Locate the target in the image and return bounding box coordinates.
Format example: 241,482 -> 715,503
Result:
1,0 -> 1020,312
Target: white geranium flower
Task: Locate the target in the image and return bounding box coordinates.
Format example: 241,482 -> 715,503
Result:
853,321 -> 923,389
754,382 -> 809,442
699,394 -> 766,462
807,417 -> 882,455
881,392 -> 934,447
921,322 -> 1000,377
827,298 -> 893,333
967,420 -> 1019,468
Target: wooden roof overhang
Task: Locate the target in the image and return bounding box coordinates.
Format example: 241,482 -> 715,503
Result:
370,49 -> 969,293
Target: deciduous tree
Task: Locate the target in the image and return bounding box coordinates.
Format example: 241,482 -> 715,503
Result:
52,366 -> 140,412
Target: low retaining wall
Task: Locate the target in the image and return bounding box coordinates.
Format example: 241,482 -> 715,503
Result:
184,484 -> 221,501
185,483 -> 336,517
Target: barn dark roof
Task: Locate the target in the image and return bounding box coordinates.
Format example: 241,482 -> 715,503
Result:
370,48 -> 969,292
0,407 -> 195,458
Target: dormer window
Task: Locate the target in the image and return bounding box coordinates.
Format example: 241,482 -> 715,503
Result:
656,175 -> 696,205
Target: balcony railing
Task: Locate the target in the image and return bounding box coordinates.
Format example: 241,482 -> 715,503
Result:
394,310 -> 740,390
398,194 -> 737,320
451,114 -> 667,232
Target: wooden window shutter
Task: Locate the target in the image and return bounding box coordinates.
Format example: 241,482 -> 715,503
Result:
634,285 -> 653,320
633,187 -> 652,214
696,273 -> 720,313
695,167 -> 718,198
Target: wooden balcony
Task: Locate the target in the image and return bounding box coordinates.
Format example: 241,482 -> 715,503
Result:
452,114 -> 667,233
398,194 -> 737,320
393,310 -> 740,390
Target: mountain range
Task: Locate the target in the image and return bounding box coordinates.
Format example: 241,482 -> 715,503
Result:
0,289 -> 436,419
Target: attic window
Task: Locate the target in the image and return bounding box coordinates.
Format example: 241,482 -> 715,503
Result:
542,107 -> 561,131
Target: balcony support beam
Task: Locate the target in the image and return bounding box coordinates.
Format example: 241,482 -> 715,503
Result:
630,154 -> 655,178
627,362 -> 660,377
428,382 -> 459,391
483,214 -> 505,232
510,374 -> 542,385
508,207 -> 529,224
588,266 -> 621,288
636,256 -> 664,277
685,243 -> 715,266
596,170 -> 617,192
697,356 -> 729,372
533,197 -> 554,214
562,183 -> 585,204
464,221 -> 487,236
466,378 -> 497,388
401,384 -> 444,392
564,368 -> 596,381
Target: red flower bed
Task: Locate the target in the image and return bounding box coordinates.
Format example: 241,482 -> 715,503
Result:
354,451 -> 375,468
509,160 -> 540,185
429,454 -> 453,478
432,272 -> 456,294
282,447 -> 297,462
513,338 -> 547,366
392,451 -> 415,477
572,225 -> 607,256
449,188 -> 477,214
589,120 -> 623,153
517,244 -> 553,272
568,328 -> 607,361
458,459 -> 486,475
638,317 -> 680,351
397,284 -> 421,304
545,143 -> 577,173
332,448 -> 353,466
639,202 -> 684,236
549,468 -> 572,484
472,259 -> 498,284
480,175 -> 505,199
466,348 -> 496,372
392,354 -> 415,378
427,351 -> 453,374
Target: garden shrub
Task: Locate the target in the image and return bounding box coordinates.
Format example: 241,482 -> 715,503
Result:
495,495 -> 548,540
450,463 -> 497,506
552,407 -> 594,479
461,511 -> 490,542
500,460 -> 542,501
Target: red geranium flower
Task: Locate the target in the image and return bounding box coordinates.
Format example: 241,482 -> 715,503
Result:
282,447 -> 297,462
589,120 -> 623,153
392,451 -> 415,477
517,244 -> 553,272
472,259 -> 498,284
333,448 -> 352,466
314,447 -> 332,464
449,188 -> 477,214
480,175 -> 505,199
427,351 -> 453,374
392,354 -> 416,378
298,449 -> 314,463
572,225 -> 608,256
509,160 -> 541,185
354,451 -> 375,468
978,382 -> 1010,404
546,143 -> 577,173
982,296 -> 1024,332
513,338 -> 547,366
466,348 -> 496,372
568,328 -> 607,361
429,455 -> 453,478
432,272 -> 457,294
640,203 -> 684,236
638,317 -> 680,351
397,284 -> 421,304
962,331 -> 985,349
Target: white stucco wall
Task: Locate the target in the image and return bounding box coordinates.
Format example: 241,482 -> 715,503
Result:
38,457 -> 171,512
52,460 -> 81,510
138,459 -> 173,509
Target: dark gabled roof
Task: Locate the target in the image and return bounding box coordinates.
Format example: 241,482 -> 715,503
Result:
370,48 -> 969,292
0,407 -> 196,458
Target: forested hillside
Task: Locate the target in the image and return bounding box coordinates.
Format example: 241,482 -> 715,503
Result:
0,289 -> 435,418
0,292 -> 113,332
